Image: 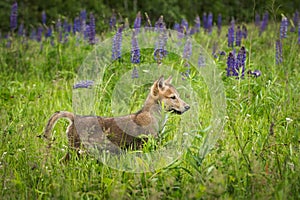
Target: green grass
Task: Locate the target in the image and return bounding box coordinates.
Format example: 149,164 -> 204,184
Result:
1,22 -> 300,199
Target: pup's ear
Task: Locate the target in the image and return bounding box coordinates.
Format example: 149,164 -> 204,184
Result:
157,76 -> 165,90
165,76 -> 172,84
151,76 -> 164,97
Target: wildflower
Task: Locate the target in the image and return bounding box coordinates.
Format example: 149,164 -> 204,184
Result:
298,22 -> 300,44
202,12 -> 207,32
112,26 -> 123,60
181,19 -> 189,33
228,19 -> 235,47
154,16 -> 168,63
217,14 -> 222,35
207,12 -> 213,34
182,39 -> 192,77
255,13 -> 260,27
194,15 -> 201,33
280,16 -> 288,39
109,10 -> 116,30
236,46 -> 246,77
63,19 -> 71,33
18,23 -> 24,36
226,52 -> 236,76
42,11 -> 46,25
80,10 -> 87,35
276,39 -> 283,64
45,27 -> 52,38
259,12 -> 269,36
73,17 -> 81,34
30,29 -> 36,40
248,69 -> 261,77
10,2 -> 18,31
133,11 -> 142,29
173,23 -> 180,32
89,13 -> 96,44
131,32 -> 140,64
131,67 -> 139,79
36,26 -> 43,42
235,26 -> 242,46
198,53 -> 206,67
242,25 -> 248,39
73,80 -> 94,89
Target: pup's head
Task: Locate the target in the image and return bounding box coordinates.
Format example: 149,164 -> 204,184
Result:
150,76 -> 190,114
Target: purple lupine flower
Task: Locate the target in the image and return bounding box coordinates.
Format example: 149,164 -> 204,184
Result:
36,26 -> 43,42
235,26 -> 242,46
202,12 -> 207,32
194,15 -> 201,33
219,51 -> 226,56
73,80 -> 94,89
45,27 -> 52,38
280,16 -> 288,39
228,19 -> 235,47
42,11 -> 46,25
290,11 -> 299,32
276,39 -> 283,64
255,13 -> 260,27
182,39 -> 192,76
198,53 -> 206,67
109,11 -> 116,30
133,11 -> 142,29
249,69 -> 261,78
131,32 -> 140,63
30,29 -> 36,40
131,67 -> 139,79
259,12 -> 269,36
73,17 -> 80,34
173,23 -> 180,32
63,19 -> 71,33
207,12 -> 213,34
112,26 -> 123,60
10,2 -> 18,31
217,14 -> 222,36
80,10 -> 87,35
181,19 -> 189,33
89,13 -> 96,44
242,25 -> 248,39
18,23 -> 24,36
236,46 -> 246,77
226,52 -> 236,76
154,16 -> 168,63
84,25 -> 90,40
298,22 -> 300,44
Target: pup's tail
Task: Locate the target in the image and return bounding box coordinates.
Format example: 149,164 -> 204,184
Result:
44,111 -> 74,140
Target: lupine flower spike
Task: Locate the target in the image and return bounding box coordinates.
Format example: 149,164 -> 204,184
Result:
207,12 -> 213,34
10,2 -> 18,31
228,19 -> 235,48
217,14 -> 222,36
276,39 -> 283,64
280,16 -> 288,39
89,13 -> 96,44
73,80 -> 94,89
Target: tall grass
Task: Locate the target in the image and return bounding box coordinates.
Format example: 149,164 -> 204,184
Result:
0,20 -> 300,199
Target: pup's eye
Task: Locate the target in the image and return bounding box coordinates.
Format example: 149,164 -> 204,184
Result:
170,95 -> 176,99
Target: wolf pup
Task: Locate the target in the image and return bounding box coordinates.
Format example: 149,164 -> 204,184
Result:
44,76 -> 190,157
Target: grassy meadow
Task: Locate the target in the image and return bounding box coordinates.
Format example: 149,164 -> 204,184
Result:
1,14 -> 300,200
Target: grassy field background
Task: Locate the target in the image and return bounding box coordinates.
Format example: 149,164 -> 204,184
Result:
1,15 -> 300,199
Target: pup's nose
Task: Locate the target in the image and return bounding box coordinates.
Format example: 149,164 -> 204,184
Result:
184,105 -> 190,110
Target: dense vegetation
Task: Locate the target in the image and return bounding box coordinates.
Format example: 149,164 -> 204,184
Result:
1,1 -> 300,199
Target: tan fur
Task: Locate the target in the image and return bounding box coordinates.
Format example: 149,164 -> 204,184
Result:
44,76 -> 190,158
